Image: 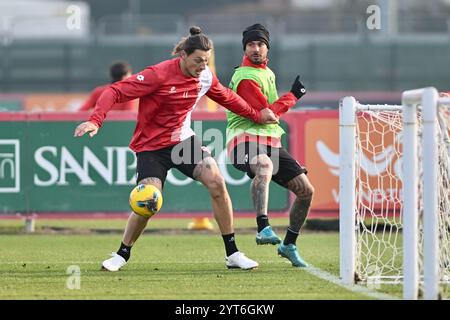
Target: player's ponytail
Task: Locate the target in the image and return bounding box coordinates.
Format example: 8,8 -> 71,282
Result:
189,26 -> 202,36
172,26 -> 213,56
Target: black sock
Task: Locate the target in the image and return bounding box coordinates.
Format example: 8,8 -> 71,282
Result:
117,242 -> 132,261
283,228 -> 299,245
256,215 -> 270,233
222,233 -> 239,257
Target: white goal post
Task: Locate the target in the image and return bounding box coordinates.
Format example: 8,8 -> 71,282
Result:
339,87 -> 450,300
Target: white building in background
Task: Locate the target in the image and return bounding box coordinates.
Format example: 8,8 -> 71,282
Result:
0,0 -> 90,41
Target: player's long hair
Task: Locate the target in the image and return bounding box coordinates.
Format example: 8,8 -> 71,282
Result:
172,26 -> 213,56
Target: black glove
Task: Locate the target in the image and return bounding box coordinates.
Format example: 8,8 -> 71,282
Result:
290,75 -> 306,99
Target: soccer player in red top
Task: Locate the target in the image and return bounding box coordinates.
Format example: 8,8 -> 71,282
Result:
74,26 -> 278,271
227,24 -> 314,267
78,61 -> 135,111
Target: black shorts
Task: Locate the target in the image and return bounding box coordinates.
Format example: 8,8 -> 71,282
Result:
229,142 -> 307,188
136,136 -> 210,187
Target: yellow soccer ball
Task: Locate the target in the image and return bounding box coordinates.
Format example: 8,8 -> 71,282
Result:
129,184 -> 163,218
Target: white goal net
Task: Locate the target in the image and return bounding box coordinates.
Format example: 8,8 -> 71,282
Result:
339,88 -> 450,300
355,108 -> 405,285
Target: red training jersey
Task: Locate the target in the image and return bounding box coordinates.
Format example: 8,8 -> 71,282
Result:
79,84 -> 135,111
89,57 -> 262,152
227,56 -> 299,153
237,56 -> 298,117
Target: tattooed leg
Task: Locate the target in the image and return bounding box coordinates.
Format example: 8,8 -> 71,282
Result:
249,154 -> 274,217
286,174 -> 315,233
194,156 -> 234,235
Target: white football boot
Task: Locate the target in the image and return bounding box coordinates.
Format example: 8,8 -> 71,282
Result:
225,251 -> 259,270
101,252 -> 127,271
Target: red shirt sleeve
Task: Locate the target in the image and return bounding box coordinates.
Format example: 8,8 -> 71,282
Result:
89,67 -> 161,127
236,79 -> 298,116
206,74 -> 261,123
121,100 -> 136,111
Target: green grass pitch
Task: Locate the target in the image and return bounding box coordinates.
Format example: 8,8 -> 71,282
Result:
0,218 -> 402,300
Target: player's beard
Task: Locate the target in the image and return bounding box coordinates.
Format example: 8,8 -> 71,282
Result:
192,70 -> 202,78
187,68 -> 201,78
249,54 -> 264,65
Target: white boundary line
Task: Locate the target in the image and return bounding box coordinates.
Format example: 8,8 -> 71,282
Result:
305,264 -> 400,300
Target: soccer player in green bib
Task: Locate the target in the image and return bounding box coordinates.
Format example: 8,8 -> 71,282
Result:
227,24 -> 314,267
